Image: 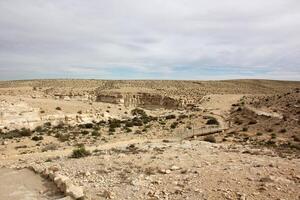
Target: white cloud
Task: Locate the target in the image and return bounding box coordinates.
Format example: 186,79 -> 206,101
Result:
0,0 -> 299,80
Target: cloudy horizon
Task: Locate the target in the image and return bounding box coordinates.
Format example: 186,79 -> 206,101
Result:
0,0 -> 299,81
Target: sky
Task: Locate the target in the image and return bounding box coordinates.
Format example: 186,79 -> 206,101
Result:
0,0 -> 299,80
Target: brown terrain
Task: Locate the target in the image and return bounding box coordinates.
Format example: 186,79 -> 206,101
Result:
0,79 -> 299,200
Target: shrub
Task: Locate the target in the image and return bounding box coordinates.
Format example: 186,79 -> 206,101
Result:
170,122 -> 179,129
81,130 -> 89,135
19,128 -> 32,136
40,110 -> 45,114
84,123 -> 93,129
256,132 -> 263,136
265,128 -> 273,133
56,133 -> 70,142
44,122 -> 51,127
125,127 -> 132,133
77,110 -> 82,114
271,133 -> 277,139
56,107 -> 62,110
109,127 -> 116,133
71,146 -> 91,158
32,136 -> 43,141
178,114 -> 188,120
206,117 -> 219,125
132,117 -> 143,126
131,108 -> 146,117
242,127 -> 248,132
91,131 -> 101,137
279,128 -> 287,133
165,114 -> 176,120
34,126 -> 43,132
125,121 -> 134,127
248,120 -> 257,125
292,135 -> 300,142
203,135 -> 216,143
134,130 -> 142,135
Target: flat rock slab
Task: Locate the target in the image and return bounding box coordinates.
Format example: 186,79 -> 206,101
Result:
0,168 -> 63,200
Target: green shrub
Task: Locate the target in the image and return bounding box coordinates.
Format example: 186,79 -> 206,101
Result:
71,146 -> 91,158
206,117 -> 219,125
19,128 -> 32,136
32,136 -> 43,141
125,127 -> 132,133
91,131 -> 101,137
170,122 -> 179,129
109,127 -> 116,133
108,119 -> 121,128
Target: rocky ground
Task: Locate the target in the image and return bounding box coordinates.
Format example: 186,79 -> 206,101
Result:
0,79 -> 299,200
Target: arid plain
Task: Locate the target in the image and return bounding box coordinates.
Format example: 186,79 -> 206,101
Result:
0,79 -> 299,200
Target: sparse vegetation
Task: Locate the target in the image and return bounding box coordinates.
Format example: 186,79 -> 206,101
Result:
203,135 -> 216,143
206,117 -> 219,125
170,121 -> 179,129
31,135 -> 43,141
71,146 -> 91,158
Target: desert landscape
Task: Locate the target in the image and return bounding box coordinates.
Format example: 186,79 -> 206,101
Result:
0,79 -> 299,200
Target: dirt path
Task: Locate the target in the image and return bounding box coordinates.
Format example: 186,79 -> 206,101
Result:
0,168 -> 63,200
245,105 -> 283,118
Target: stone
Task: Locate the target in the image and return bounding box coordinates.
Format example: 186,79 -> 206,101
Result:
100,190 -> 114,199
170,165 -> 180,171
66,185 -> 84,199
57,196 -> 73,200
49,165 -> 60,172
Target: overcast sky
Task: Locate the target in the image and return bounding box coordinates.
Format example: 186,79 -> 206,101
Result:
0,0 -> 299,80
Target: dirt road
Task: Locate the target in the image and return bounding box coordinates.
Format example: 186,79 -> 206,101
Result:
0,168 -> 63,200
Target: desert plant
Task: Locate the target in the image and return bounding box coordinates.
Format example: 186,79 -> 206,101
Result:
271,133 -> 277,139
71,146 -> 91,158
242,127 -> 248,132
165,114 -> 176,120
206,117 -> 219,125
170,122 -> 179,129
248,120 -> 257,125
279,128 -> 287,133
203,135 -> 216,143
109,127 -> 116,133
124,127 -> 132,133
81,130 -> 89,135
266,128 -> 273,133
256,132 -> 263,136
91,130 -> 101,137
56,107 -> 62,110
31,135 -> 43,141
134,130 -> 142,135
19,128 -> 32,136
131,108 -> 146,117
